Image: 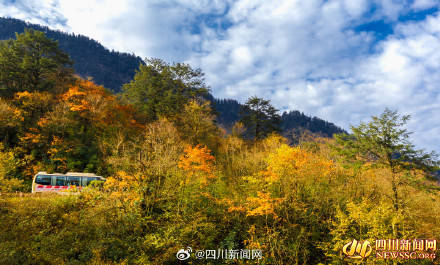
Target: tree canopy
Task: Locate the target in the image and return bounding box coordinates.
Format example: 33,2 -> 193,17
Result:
0,29 -> 73,97
121,58 -> 208,122
240,96 -> 281,139
336,109 -> 438,171
335,108 -> 439,210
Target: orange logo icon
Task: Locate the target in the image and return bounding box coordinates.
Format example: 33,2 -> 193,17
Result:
343,239 -> 372,259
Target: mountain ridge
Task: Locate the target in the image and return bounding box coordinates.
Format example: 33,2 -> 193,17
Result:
0,16 -> 346,137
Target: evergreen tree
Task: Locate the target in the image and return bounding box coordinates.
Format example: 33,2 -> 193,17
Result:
0,17 -> 143,92
335,109 -> 439,210
0,29 -> 73,97
240,96 -> 281,139
121,58 -> 208,122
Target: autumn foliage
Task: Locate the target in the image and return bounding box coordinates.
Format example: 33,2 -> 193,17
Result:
0,31 -> 439,265
178,144 -> 216,185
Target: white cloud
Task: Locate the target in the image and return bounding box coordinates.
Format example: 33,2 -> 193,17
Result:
412,0 -> 439,10
189,1 -> 440,151
0,0 -> 66,29
1,0 -> 440,151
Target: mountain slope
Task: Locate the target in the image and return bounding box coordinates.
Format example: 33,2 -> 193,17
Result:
0,17 -> 143,92
210,96 -> 346,137
0,17 -> 346,137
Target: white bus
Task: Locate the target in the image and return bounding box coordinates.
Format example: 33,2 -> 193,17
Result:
32,172 -> 105,193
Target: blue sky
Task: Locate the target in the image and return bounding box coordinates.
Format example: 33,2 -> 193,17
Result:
1,0 -> 440,152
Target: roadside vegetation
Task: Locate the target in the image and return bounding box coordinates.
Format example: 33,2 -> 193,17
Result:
0,30 -> 439,265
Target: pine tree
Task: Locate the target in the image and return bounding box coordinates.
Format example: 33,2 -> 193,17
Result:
240,96 -> 281,139
0,29 -> 73,97
121,58 -> 208,122
335,109 -> 439,210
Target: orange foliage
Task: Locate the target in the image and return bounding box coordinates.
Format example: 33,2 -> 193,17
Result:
61,79 -> 143,130
37,117 -> 49,127
19,131 -> 43,144
14,91 -> 32,99
246,191 -> 283,218
216,197 -> 246,214
61,80 -> 108,113
61,86 -> 88,112
178,144 -> 216,185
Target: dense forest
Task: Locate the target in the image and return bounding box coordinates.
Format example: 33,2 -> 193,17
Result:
0,17 -> 345,137
0,28 -> 439,265
0,17 -> 143,92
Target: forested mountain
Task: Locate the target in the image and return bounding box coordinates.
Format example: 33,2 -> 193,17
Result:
0,17 -> 143,92
0,17 -> 345,137
211,97 -> 345,137
281,110 -> 346,136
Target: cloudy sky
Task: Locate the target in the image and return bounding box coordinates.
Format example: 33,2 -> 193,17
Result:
1,0 -> 440,151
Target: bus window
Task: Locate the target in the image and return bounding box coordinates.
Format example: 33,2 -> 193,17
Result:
67,176 -> 81,186
82,177 -> 99,186
55,176 -> 66,186
35,175 -> 52,185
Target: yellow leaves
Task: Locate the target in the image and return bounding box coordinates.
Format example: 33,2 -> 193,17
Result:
261,133 -> 287,151
12,109 -> 24,121
37,117 -> 49,127
104,171 -> 141,207
15,91 -> 32,99
178,144 -> 216,185
246,191 -> 283,218
227,205 -> 246,213
264,144 -> 335,184
0,99 -> 23,128
14,91 -> 54,110
176,99 -> 221,147
332,199 -> 409,245
244,225 -> 265,250
19,129 -> 43,144
105,171 -> 139,191
0,144 -> 24,192
44,135 -> 69,171
62,85 -> 89,112
47,136 -> 65,156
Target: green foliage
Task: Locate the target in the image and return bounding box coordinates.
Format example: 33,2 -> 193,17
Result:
335,108 -> 438,171
0,29 -> 73,97
240,96 -> 281,139
0,17 -> 143,93
1,18 -> 347,138
174,99 -> 222,150
335,109 -> 439,211
121,58 -> 208,122
0,144 -> 23,192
